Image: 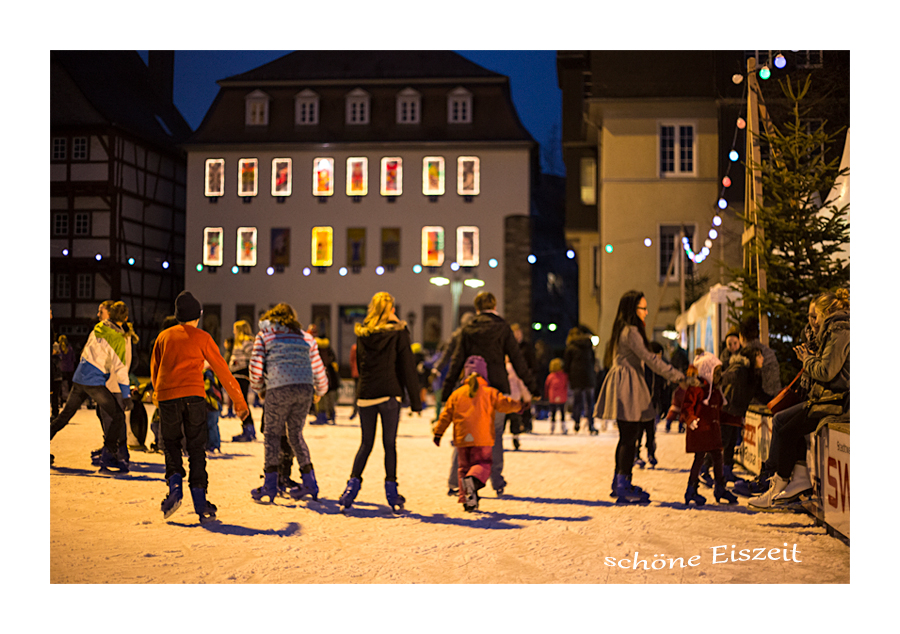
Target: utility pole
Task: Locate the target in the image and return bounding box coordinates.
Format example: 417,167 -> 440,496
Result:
741,57 -> 769,342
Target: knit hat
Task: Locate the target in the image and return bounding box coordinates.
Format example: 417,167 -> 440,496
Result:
174,291 -> 202,323
693,351 -> 725,405
464,355 -> 488,379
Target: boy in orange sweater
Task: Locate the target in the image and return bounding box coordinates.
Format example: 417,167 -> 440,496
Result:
433,356 -> 525,512
151,291 -> 250,523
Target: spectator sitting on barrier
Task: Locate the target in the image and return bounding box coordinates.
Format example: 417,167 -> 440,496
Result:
748,288 -> 849,511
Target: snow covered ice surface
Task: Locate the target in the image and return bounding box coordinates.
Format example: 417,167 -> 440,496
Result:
49,403 -> 849,585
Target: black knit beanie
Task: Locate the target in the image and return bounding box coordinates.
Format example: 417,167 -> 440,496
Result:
175,291 -> 202,323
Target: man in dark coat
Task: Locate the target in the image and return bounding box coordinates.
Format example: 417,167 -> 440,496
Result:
441,292 -> 536,495
511,323 -> 537,435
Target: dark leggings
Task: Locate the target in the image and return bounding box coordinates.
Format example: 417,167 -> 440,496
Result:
351,398 -> 401,482
51,382 -> 125,453
690,451 -> 723,484
615,420 -> 646,476
774,400 -> 817,479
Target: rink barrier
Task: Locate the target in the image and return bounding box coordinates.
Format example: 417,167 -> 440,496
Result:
737,405 -> 849,542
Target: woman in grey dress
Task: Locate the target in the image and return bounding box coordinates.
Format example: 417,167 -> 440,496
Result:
595,290 -> 685,503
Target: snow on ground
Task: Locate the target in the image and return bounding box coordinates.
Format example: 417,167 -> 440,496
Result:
49,401 -> 849,586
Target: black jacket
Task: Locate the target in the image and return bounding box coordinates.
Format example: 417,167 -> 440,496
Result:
441,312 -> 536,402
356,322 -> 422,412
563,334 -> 596,390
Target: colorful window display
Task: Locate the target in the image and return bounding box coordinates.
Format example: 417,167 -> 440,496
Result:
313,157 -> 334,196
238,158 -> 258,197
457,156 -> 480,196
422,156 -> 445,196
236,227 -> 258,267
203,227 -> 224,267
204,159 -> 225,197
381,157 -> 403,196
421,226 -> 445,267
456,226 -> 480,267
346,157 -> 368,196
272,158 -> 292,196
311,226 -> 333,267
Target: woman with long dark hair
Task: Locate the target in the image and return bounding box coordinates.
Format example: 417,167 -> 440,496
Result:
594,290 -> 685,503
338,292 -> 422,512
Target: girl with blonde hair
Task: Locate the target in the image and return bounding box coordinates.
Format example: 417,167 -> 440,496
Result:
338,292 -> 422,512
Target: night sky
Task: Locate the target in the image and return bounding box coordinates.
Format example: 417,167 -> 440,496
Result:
137,50 -> 564,176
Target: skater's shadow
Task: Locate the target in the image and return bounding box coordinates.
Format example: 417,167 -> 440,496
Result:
642,467 -> 689,474
170,520 -> 303,537
50,466 -> 159,482
501,494 -> 615,508
506,449 -> 576,455
205,454 -> 243,461
122,462 -> 166,474
656,501 -> 757,514
406,512 -> 523,529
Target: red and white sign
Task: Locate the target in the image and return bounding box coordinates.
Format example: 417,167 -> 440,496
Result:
823,428 -> 850,538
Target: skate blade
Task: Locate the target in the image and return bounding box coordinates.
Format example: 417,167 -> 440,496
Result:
162,499 -> 182,519
773,489 -> 813,505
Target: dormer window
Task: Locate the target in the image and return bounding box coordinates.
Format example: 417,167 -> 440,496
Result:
245,90 -> 270,126
346,88 -> 370,125
397,88 -> 421,124
448,87 -> 472,124
295,89 -> 319,125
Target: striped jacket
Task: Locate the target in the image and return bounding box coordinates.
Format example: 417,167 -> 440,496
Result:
249,321 -> 328,396
72,320 -> 131,398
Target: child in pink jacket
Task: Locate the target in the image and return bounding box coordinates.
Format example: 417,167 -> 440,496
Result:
544,358 -> 569,434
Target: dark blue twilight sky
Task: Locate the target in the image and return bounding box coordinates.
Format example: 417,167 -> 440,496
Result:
138,50 -> 564,176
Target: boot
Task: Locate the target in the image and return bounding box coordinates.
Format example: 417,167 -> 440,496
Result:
232,421 -> 256,442
512,436 -> 520,451
160,473 -> 183,519
634,455 -> 646,469
99,447 -> 129,473
385,480 -> 405,512
698,466 -> 714,488
561,421 -> 568,435
748,474 -> 789,510
290,469 -> 319,501
190,487 -> 218,524
338,477 -> 362,510
714,481 -> 739,504
615,474 -> 649,504
732,478 -> 752,497
251,472 -> 279,504
116,444 -> 130,468
462,475 -> 479,512
684,481 -> 706,506
589,421 -> 598,435
648,454 -> 658,468
773,463 -> 813,504
748,469 -> 774,495
722,464 -> 738,483
574,420 -> 581,433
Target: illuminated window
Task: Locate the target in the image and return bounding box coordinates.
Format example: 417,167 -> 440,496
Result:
659,122 -> 696,177
397,88 -> 421,124
295,89 -> 319,125
74,212 -> 90,236
53,213 -> 69,236
311,227 -> 333,267
72,137 -> 88,160
52,138 -> 66,160
456,227 -> 480,267
76,273 -> 93,299
236,227 -> 258,267
346,88 -> 370,125
204,158 -> 225,197
448,87 -> 472,124
238,158 -> 258,197
382,228 -> 401,267
422,157 -> 445,196
313,157 -> 334,196
346,157 -> 368,196
245,90 -> 270,126
56,273 -> 71,299
381,157 -> 403,196
580,156 -> 596,205
421,226 -> 445,267
457,156 -> 480,195
203,227 -> 224,267
347,228 -> 366,268
272,158 -> 292,196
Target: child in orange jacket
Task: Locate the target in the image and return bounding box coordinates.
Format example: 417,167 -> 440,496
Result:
433,356 -> 524,512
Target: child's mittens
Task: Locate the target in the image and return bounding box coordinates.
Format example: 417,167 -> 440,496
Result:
688,418 -> 699,431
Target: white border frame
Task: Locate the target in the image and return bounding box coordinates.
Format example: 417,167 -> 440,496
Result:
422,156 -> 445,196
346,157 -> 368,196
236,227 -> 258,267
457,156 -> 480,195
311,226 -> 334,267
271,158 -> 292,197
456,226 -> 480,267
381,157 -> 403,196
204,158 -> 225,197
238,158 -> 258,197
203,227 -> 224,267
421,226 -> 445,267
313,157 -> 335,197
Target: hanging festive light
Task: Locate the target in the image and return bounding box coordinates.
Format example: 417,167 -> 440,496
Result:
95,253 -> 102,261
450,261 -> 460,271
709,228 -> 718,240
376,266 -> 385,275
704,239 -> 712,249
303,267 -> 311,276
162,261 -> 170,269
231,265 -> 239,274
488,258 -> 498,268
722,176 -> 732,188
339,267 -> 348,276
717,198 -> 728,210
644,238 -> 652,247
62,249 -> 69,256
713,215 -> 722,226
195,263 -> 203,272
527,254 -> 537,264
413,264 -> 423,273
729,150 -> 739,162
732,73 -> 744,85
605,244 -> 613,253
737,118 -> 746,130
759,66 -> 771,80
128,257 -> 135,265
774,54 -> 786,69
566,249 -> 575,259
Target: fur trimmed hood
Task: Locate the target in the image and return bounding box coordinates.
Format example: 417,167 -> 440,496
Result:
354,317 -> 408,338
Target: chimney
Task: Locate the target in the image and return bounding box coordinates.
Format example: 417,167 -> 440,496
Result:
147,50 -> 175,103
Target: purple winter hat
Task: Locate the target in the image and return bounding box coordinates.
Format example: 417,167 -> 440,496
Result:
464,355 -> 488,379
